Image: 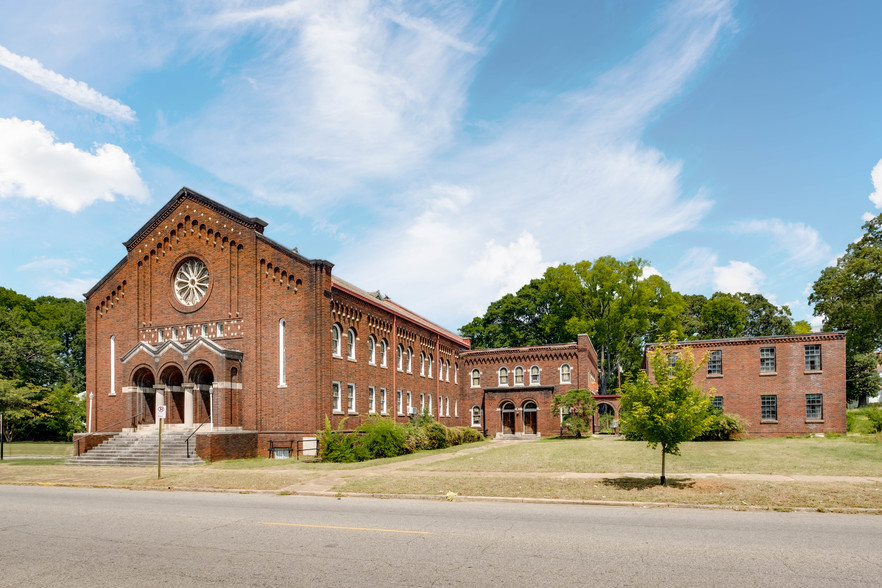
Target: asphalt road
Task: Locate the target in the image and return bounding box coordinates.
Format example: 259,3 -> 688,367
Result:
1,485 -> 880,587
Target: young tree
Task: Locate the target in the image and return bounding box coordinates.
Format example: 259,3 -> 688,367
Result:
619,339 -> 714,485
551,389 -> 598,437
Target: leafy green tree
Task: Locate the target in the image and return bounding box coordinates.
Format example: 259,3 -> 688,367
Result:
0,378 -> 46,442
551,389 -> 598,437
619,338 -> 715,485
548,258 -> 684,393
845,352 -> 881,405
810,214 -> 882,403
793,320 -> 812,334
736,293 -> 794,337
678,294 -> 707,339
699,293 -> 747,339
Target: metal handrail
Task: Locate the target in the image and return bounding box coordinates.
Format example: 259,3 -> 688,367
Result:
185,416 -> 211,459
76,410 -> 147,456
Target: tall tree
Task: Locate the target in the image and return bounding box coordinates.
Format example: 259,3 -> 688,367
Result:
619,339 -> 715,485
810,214 -> 882,403
699,293 -> 746,339
678,294 -> 707,339
736,293 -> 794,337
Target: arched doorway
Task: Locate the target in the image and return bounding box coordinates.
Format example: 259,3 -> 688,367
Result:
159,365 -> 184,424
523,401 -> 538,435
190,363 -> 214,426
132,367 -> 156,423
597,402 -> 616,434
501,401 -> 516,435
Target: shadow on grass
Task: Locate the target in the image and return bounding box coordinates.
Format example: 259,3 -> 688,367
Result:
601,476 -> 696,490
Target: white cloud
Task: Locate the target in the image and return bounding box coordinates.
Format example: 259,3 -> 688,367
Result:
330,0 -> 736,325
862,211 -> 876,222
16,258 -> 76,274
40,277 -> 94,300
712,260 -> 764,294
0,118 -> 149,212
641,266 -> 662,280
869,159 -> 882,209
732,218 -> 830,267
0,44 -> 136,121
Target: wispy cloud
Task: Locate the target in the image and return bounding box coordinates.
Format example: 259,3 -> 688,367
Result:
869,158 -> 882,209
0,118 -> 148,212
732,218 -> 830,267
0,44 -> 136,122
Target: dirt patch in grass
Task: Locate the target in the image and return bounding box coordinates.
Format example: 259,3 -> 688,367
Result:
338,473 -> 882,511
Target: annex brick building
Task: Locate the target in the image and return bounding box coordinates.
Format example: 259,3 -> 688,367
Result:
645,332 -> 847,437
81,188 -> 607,460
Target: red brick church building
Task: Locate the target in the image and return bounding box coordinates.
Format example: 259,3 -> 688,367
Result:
81,188 -> 607,460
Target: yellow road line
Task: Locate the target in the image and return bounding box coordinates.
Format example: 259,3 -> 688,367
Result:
260,522 -> 431,535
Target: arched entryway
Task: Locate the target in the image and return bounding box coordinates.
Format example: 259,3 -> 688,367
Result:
501,401 -> 516,435
132,367 -> 156,423
159,365 -> 185,424
522,401 -> 538,435
190,363 -> 214,427
597,402 -> 616,434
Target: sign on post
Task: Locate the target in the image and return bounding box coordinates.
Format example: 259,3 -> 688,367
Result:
156,405 -> 167,420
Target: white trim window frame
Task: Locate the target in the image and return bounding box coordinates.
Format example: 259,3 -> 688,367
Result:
498,367 -> 509,386
380,388 -> 387,414
368,335 -> 376,365
380,339 -> 388,367
514,366 -> 524,385
530,365 -> 540,385
332,324 -> 342,357
347,328 -> 356,361
347,383 -> 356,414
332,381 -> 342,413
559,363 -> 571,384
470,369 -> 481,388
368,386 -> 376,413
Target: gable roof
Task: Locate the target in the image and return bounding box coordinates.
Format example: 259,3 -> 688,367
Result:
123,187 -> 268,252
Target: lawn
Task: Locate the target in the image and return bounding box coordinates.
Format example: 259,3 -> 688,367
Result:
405,436 -> 882,477
0,441 -> 72,457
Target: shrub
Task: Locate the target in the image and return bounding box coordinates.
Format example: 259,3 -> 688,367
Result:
846,412 -> 856,432
424,422 -> 450,450
401,422 -> 429,453
318,417 -> 361,463
694,410 -> 746,441
459,427 -> 484,443
357,416 -> 405,459
867,408 -> 882,433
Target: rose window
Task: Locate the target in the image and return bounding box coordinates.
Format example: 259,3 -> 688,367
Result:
174,259 -> 209,306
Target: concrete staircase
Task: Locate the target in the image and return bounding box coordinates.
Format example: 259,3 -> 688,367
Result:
494,433 -> 541,440
68,428 -> 204,467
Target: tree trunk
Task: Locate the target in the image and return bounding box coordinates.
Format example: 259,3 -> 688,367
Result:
660,445 -> 667,486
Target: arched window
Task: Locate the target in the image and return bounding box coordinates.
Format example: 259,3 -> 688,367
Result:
471,406 -> 481,427
407,347 -> 413,373
454,399 -> 458,417
109,335 -> 116,395
514,366 -> 524,385
455,363 -> 459,384
445,361 -> 450,382
560,363 -> 571,384
427,394 -> 433,415
420,351 -> 426,376
530,366 -> 540,384
380,339 -> 388,367
471,369 -> 481,388
397,345 -> 403,371
279,319 -> 286,386
428,354 -> 433,379
498,367 -> 509,386
331,324 -> 341,356
347,328 -> 356,360
367,335 -> 376,365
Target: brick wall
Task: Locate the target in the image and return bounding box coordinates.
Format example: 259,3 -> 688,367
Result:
195,431 -> 259,462
645,332 -> 847,437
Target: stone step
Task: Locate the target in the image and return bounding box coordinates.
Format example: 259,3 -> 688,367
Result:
69,428 -> 204,467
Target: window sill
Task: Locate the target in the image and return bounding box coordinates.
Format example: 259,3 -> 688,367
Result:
333,410 -> 344,415
368,361 -> 376,367
805,419 -> 824,424
108,392 -> 117,397
760,419 -> 778,424
759,372 -> 777,376
470,424 -> 481,428
347,357 -> 357,363
348,411 -> 358,415
707,374 -> 723,379
332,354 -> 342,360
277,384 -> 287,389
804,370 -> 823,375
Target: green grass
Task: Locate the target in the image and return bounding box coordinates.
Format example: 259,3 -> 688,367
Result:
406,436 -> 882,477
0,442 -> 72,457
1,458 -> 68,466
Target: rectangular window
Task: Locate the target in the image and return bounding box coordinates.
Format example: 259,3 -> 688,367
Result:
186,325 -> 193,339
761,395 -> 777,421
216,322 -> 224,336
707,350 -> 722,375
397,390 -> 403,415
407,391 -> 412,413
804,344 -> 822,371
380,388 -> 387,414
712,396 -> 723,410
347,384 -> 356,413
332,382 -> 341,413
368,386 -> 376,413
760,347 -> 776,373
806,393 -> 823,420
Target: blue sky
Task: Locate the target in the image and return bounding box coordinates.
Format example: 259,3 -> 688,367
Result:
1,0 -> 880,333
